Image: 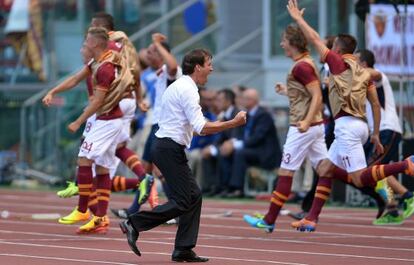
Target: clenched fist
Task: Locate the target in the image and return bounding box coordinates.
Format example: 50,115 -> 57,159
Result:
233,111 -> 247,126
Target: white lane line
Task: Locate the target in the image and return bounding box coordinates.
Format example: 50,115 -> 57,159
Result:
0,192 -> 393,218
2,216 -> 414,241
1,201 -> 413,230
2,219 -> 414,252
2,226 -> 414,254
0,244 -> 308,265
0,253 -> 139,265
2,196 -> 412,223
1,232 -> 414,263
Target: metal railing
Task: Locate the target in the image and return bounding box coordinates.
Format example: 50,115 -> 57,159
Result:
172,22 -> 221,54
213,27 -> 262,63
19,83 -> 86,182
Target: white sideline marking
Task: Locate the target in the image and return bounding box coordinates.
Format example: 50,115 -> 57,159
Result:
1,232 -> 414,263
0,245 -> 308,265
0,253 -> 139,265
1,200 -> 413,228
2,218 -> 414,251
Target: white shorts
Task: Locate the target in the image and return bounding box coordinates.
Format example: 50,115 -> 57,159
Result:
116,98 -> 136,144
82,115 -> 120,178
94,98 -> 135,173
78,118 -> 123,169
82,114 -> 96,138
91,159 -> 120,179
328,116 -> 369,173
280,124 -> 328,171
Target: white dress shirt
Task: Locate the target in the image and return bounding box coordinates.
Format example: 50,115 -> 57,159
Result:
365,71 -> 402,134
155,75 -> 207,148
152,64 -> 183,125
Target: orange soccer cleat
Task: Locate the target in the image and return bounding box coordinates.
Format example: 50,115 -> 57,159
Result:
77,215 -> 110,234
291,218 -> 317,232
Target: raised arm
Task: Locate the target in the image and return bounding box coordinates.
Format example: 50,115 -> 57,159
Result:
287,0 -> 327,58
133,72 -> 148,112
42,66 -> 90,106
152,33 -> 178,77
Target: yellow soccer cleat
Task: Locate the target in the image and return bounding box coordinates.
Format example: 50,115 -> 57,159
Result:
138,174 -> 154,205
77,215 -> 110,234
57,181 -> 79,198
58,207 -> 90,225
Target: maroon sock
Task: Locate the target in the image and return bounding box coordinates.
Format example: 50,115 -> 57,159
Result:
360,161 -> 408,187
333,167 -> 352,184
111,176 -> 139,191
77,166 -> 93,213
264,175 -> 292,225
96,173 -> 111,217
88,178 -> 98,215
306,177 -> 332,221
116,146 -> 146,180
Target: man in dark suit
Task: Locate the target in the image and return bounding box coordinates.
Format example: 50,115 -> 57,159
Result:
220,88 -> 282,197
201,88 -> 243,195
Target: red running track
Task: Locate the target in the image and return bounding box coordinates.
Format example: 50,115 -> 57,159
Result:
0,189 -> 413,265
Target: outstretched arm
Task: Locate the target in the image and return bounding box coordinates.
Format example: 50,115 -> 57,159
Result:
42,66 -> 90,106
201,111 -> 246,135
287,0 -> 328,58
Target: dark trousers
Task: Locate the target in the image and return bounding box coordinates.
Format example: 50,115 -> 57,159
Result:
128,137 -> 202,250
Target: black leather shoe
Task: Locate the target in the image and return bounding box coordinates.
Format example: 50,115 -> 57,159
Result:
172,249 -> 209,262
119,220 -> 141,256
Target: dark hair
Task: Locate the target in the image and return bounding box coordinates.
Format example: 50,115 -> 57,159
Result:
181,48 -> 212,75
356,49 -> 376,68
218,88 -> 236,105
92,12 -> 114,31
325,35 -> 336,50
284,24 -> 308,53
160,41 -> 171,53
336,34 -> 357,54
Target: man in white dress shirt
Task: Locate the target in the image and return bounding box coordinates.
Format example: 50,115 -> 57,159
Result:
119,49 -> 246,262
